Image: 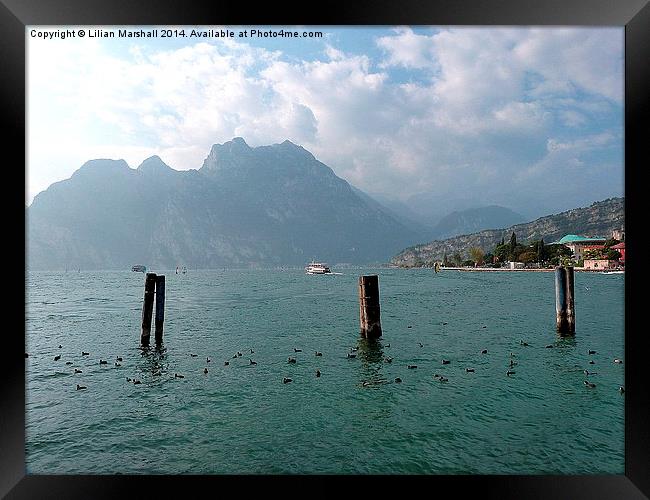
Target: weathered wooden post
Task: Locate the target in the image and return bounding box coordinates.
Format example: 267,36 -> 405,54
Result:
141,272 -> 157,345
155,275 -> 165,344
565,266 -> 576,334
359,275 -> 382,338
555,266 -> 575,335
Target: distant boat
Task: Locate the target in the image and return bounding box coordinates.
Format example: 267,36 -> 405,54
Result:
131,265 -> 146,273
434,262 -> 441,273
305,261 -> 332,274
601,270 -> 624,274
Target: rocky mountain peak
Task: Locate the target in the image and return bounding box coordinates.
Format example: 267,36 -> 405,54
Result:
137,155 -> 174,174
71,159 -> 131,180
200,137 -> 254,172
28,139 -> 421,269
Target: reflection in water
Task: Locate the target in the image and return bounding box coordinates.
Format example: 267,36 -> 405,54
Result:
555,335 -> 578,348
358,338 -> 384,364
138,343 -> 169,379
357,337 -> 387,386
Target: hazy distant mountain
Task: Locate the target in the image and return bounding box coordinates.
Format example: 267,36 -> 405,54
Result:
431,205 -> 527,240
391,197 -> 624,267
372,192 -> 527,239
350,187 -> 433,239
404,192 -> 479,227
27,138 -> 422,270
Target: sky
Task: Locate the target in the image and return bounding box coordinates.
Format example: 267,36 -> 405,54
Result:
27,26 -> 624,219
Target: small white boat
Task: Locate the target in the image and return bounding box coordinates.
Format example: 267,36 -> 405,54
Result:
305,261 -> 332,274
131,265 -> 146,273
600,270 -> 624,274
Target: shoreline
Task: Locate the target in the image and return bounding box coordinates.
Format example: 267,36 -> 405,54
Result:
434,267 -> 624,273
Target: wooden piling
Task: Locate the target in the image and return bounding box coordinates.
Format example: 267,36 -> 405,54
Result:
155,275 -> 165,344
555,266 -> 575,335
359,275 -> 382,338
141,272 -> 157,345
565,266 -> 576,334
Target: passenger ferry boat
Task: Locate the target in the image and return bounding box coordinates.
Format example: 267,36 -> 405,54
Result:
131,265 -> 147,273
305,261 -> 332,274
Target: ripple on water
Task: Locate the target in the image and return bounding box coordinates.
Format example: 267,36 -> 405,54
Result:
26,269 -> 624,474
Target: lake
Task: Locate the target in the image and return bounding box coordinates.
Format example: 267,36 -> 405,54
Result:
25,268 -> 624,474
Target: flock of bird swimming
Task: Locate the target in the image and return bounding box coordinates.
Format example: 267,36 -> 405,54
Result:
29,332 -> 625,394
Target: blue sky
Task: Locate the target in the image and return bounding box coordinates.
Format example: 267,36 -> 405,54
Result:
27,26 -> 623,218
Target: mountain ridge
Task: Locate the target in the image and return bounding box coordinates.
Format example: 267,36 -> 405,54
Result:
391,197 -> 624,267
430,205 -> 527,240
27,139 -> 421,270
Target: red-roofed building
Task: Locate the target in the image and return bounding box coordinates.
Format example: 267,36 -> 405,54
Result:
612,242 -> 625,264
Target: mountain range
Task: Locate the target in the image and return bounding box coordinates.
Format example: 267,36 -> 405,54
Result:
28,138 -> 423,270
27,138 -> 621,270
390,197 -> 624,267
429,205 -> 526,240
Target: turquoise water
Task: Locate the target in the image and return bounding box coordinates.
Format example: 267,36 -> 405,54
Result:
25,269 -> 625,474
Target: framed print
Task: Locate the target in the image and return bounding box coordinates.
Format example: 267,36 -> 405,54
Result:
4,0 -> 649,497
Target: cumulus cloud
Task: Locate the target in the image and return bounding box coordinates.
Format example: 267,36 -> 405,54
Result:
376,27 -> 438,69
28,26 -> 623,218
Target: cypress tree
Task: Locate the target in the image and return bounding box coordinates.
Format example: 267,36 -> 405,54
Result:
508,232 -> 518,261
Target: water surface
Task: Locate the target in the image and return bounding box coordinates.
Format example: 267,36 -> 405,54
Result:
26,269 -> 624,474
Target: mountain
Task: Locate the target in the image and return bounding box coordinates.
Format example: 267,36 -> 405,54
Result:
391,197 -> 624,267
27,138 -> 422,270
350,187 -> 433,239
404,192 -> 482,227
431,205 -> 527,240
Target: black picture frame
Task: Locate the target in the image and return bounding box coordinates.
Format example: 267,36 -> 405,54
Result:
4,0 -> 648,497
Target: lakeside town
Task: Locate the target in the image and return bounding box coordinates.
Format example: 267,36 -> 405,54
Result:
394,228 -> 625,273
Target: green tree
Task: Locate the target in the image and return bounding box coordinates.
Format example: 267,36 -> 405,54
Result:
469,247 -> 485,266
547,244 -> 573,266
604,238 -> 620,248
537,238 -> 545,262
494,242 -> 509,262
510,243 -> 526,262
519,250 -> 537,264
510,231 -> 517,249
560,255 -> 576,266
583,249 -> 601,260
452,251 -> 463,267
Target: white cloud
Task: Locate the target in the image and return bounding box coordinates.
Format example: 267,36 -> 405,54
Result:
27,26 -> 623,215
377,27 -> 438,69
546,132 -> 617,153
514,28 -> 623,103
